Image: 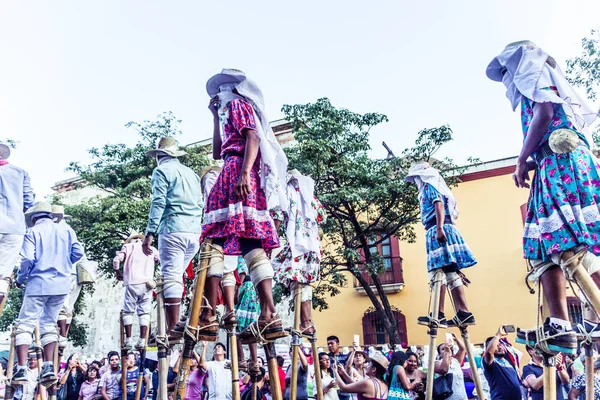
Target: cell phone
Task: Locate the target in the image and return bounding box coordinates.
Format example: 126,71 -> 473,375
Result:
445,332 -> 454,343
354,334 -> 360,346
503,325 -> 516,333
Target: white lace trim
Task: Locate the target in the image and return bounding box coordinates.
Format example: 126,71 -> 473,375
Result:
427,243 -> 473,259
203,203 -> 273,225
524,203 -> 600,239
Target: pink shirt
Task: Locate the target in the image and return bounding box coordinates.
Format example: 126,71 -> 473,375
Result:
79,379 -> 100,400
184,369 -> 205,400
114,241 -> 158,285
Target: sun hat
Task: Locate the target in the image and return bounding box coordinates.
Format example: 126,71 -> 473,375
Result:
0,143 -> 10,160
368,351 -> 389,369
25,202 -> 53,226
199,165 -> 222,181
145,137 -> 187,158
206,69 -> 247,97
51,205 -> 72,220
125,231 -> 144,244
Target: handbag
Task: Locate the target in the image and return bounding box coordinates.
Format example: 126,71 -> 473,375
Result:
432,373 -> 453,400
57,383 -> 67,400
387,366 -> 412,400
76,260 -> 98,285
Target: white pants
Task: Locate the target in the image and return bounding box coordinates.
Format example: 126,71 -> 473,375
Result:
16,294 -> 67,346
428,270 -> 463,291
0,234 -> 23,293
59,275 -> 82,323
158,232 -> 200,298
122,283 -> 152,322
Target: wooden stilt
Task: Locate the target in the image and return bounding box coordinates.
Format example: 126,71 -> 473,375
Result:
425,269 -> 444,400
542,354 -> 556,399
49,335 -> 59,400
459,327 -> 484,400
310,337 -> 324,400
229,327 -> 241,400
156,276 -> 169,400
134,321 -> 151,400
175,239 -> 212,400
34,326 -> 47,400
585,342 -> 594,400
5,325 -> 16,400
290,285 -> 302,400
562,250 -> 600,316
265,342 -> 282,400
120,312 -> 128,400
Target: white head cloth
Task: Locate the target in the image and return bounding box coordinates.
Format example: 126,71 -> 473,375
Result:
201,170 -> 220,204
486,41 -> 598,132
404,162 -> 459,222
216,80 -> 288,211
285,170 -> 321,258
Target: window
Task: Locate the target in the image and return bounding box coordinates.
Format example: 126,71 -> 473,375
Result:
567,296 -> 583,326
369,235 -> 393,270
356,234 -> 403,287
362,307 -> 408,347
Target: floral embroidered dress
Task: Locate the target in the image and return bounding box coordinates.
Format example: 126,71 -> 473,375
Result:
420,183 -> 476,272
234,256 -> 260,333
272,193 -> 327,284
521,91 -> 600,261
201,99 -> 279,255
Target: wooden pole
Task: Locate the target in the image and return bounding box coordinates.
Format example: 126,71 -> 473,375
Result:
265,342 -> 282,400
175,240 -> 212,400
562,250 -> 600,315
49,334 -> 59,400
543,354 -> 556,400
5,325 -> 16,400
156,276 -> 169,400
34,326 -> 47,400
134,321 -> 151,400
459,327 -> 484,400
290,285 -> 302,400
229,328 -> 241,400
310,338 -> 323,400
585,343 -> 594,400
425,269 -> 444,400
120,312 -> 127,400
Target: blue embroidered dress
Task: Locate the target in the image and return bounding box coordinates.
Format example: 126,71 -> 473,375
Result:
420,183 -> 476,272
521,92 -> 600,261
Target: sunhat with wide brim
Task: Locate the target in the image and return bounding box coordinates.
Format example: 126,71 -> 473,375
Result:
125,231 -> 145,244
0,143 -> 10,160
199,165 -> 222,181
145,137 -> 187,158
25,201 -> 53,226
206,69 -> 247,98
368,352 -> 389,370
51,205 -> 72,220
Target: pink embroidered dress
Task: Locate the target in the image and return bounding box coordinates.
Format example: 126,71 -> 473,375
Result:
201,99 -> 279,254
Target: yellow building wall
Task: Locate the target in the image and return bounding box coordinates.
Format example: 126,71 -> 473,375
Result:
312,171 -> 538,350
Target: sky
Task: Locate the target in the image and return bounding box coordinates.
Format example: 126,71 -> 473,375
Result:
1,0 -> 599,198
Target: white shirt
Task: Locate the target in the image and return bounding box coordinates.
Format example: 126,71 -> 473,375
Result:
446,358 -> 467,400
205,360 -> 232,400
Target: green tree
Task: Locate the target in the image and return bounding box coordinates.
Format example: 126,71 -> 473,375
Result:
566,28 -> 600,145
280,98 -> 467,346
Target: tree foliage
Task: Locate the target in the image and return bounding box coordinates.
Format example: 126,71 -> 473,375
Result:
280,98 -> 469,346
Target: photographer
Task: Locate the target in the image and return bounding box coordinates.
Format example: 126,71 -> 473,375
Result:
483,326 -> 521,399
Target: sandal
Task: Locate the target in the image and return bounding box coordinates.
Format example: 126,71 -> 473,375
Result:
221,311 -> 238,329
299,320 -> 316,338
169,320 -> 186,340
196,316 -> 219,342
238,313 -> 288,343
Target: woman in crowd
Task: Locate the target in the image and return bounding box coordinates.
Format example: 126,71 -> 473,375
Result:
335,353 -> 389,400
319,353 -> 339,400
60,354 -> 86,400
387,351 -> 425,400
568,357 -> 600,399
78,365 -> 100,400
183,351 -> 204,400
0,362 -> 7,399
345,343 -> 368,383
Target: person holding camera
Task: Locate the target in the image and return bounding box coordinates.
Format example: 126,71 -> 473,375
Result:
434,333 -> 467,400
483,326 -> 522,399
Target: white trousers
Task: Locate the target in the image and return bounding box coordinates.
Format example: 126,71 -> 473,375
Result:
59,275 -> 82,323
16,294 -> 67,346
0,234 -> 23,293
122,283 -> 152,317
158,232 -> 200,298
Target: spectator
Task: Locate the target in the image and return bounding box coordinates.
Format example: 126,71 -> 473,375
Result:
79,365 -> 100,400
319,353 -> 339,400
568,357 -> 600,399
124,352 -> 149,400
523,346 -> 569,400
327,336 -> 349,400
199,342 -> 232,400
15,351 -> 38,400
241,367 -> 266,400
388,351 -> 425,399
284,346 -> 309,400
276,356 -> 286,396
0,361 -> 7,399
183,351 -> 204,400
345,343 -> 368,382
482,327 -> 522,399
99,351 -> 122,400
435,333 -> 467,400
335,352 -> 389,400
60,354 -> 86,400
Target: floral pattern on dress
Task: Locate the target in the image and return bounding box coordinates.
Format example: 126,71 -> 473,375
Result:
520,95 -> 600,260
272,195 -> 327,284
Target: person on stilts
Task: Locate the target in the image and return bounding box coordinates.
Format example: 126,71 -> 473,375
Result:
405,162 -> 477,329
199,69 -> 289,350
487,41 -> 600,354
143,137 -> 203,340
13,201 -> 84,386
114,231 -> 159,350
0,142 -> 35,314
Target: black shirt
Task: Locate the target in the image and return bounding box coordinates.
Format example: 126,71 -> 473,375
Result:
482,356 -> 522,400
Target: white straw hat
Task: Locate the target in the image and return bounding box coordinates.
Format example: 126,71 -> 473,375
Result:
146,137 -> 187,158
0,143 -> 10,160
206,69 -> 247,97
51,205 -> 72,220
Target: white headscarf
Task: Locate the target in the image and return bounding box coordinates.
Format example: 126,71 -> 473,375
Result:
404,162 -> 459,222
216,79 -> 288,211
285,170 -> 321,258
486,41 -> 598,132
